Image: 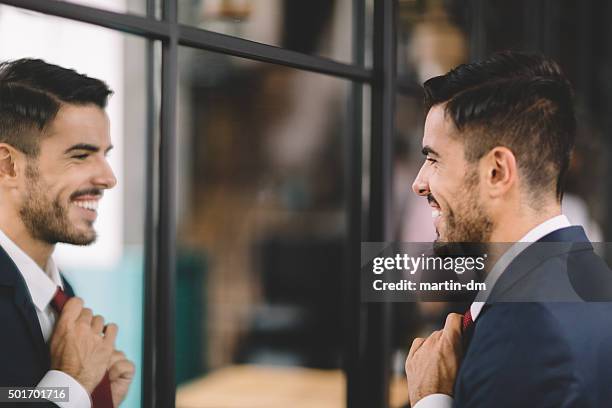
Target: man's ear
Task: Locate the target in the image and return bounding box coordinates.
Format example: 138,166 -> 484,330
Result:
480,146 -> 517,198
0,144 -> 21,186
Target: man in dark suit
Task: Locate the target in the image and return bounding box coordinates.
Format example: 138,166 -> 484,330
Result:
404,52 -> 612,407
0,59 -> 134,407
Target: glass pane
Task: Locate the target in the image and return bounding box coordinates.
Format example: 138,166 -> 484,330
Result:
178,0 -> 353,64
175,46 -> 351,407
394,0 -> 610,406
60,0 -> 149,16
0,6 -> 150,408
392,1 -> 471,406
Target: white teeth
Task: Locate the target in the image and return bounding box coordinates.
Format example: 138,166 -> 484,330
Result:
432,209 -> 441,218
73,200 -> 98,211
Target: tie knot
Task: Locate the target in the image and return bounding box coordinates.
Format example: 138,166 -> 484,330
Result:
51,286 -> 70,313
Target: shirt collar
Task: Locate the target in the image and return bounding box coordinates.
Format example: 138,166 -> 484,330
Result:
470,214 -> 571,321
0,228 -> 62,312
517,214 -> 571,243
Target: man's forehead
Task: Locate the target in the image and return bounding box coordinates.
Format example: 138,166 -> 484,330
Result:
422,105 -> 459,155
44,104 -> 111,148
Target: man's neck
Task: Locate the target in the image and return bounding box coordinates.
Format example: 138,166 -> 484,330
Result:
489,205 -> 562,243
484,205 -> 562,270
0,216 -> 54,270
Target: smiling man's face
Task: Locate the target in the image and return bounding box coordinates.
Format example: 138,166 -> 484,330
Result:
412,104 -> 493,246
18,104 -> 116,245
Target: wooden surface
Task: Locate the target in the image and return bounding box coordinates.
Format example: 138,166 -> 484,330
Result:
176,365 -> 409,408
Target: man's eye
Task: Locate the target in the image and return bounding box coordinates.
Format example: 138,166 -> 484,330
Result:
72,154 -> 89,160
426,157 -> 437,164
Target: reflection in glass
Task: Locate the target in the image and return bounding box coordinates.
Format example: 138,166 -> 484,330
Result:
0,5 -> 148,408
178,0 -> 353,64
175,47 -> 350,406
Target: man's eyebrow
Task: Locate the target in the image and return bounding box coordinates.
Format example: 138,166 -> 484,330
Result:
421,145 -> 440,157
64,144 -> 114,154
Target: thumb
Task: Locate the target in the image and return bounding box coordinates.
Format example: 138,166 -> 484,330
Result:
443,313 -> 463,342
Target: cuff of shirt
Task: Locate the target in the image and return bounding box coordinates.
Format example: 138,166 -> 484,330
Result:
413,393 -> 454,408
37,370 -> 92,408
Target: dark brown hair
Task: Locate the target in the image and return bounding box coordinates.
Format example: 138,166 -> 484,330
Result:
0,58 -> 112,157
423,51 -> 575,201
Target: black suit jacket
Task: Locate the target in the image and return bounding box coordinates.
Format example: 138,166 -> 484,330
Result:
453,226 -> 612,407
0,243 -> 75,406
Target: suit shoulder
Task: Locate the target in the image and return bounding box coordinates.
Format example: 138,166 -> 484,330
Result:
504,249 -> 612,301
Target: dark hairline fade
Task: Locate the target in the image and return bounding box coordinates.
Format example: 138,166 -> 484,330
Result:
0,58 -> 113,157
423,51 -> 576,202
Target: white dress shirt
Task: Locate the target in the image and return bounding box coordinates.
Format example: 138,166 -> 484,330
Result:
0,228 -> 92,408
414,215 -> 571,408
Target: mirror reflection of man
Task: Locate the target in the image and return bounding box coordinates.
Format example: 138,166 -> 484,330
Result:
405,52 -> 612,407
0,59 -> 134,407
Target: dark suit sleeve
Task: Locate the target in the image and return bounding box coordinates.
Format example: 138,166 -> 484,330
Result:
453,304 -> 584,408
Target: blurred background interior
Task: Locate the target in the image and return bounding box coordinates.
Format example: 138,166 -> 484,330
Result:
1,0 -> 611,407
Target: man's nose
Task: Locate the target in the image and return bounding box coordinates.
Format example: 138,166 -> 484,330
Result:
93,160 -> 117,189
412,168 -> 429,196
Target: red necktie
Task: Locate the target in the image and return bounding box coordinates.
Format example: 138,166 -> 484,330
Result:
461,307 -> 475,351
51,287 -> 114,408
462,308 -> 474,332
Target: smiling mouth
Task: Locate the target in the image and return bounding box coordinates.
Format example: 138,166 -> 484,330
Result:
428,194 -> 443,219
70,189 -> 103,214
72,200 -> 99,212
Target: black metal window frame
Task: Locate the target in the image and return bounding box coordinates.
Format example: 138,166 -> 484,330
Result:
0,0 -> 397,407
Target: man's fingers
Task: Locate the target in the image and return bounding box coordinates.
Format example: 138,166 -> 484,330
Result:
409,329 -> 443,359
103,323 -> 118,346
442,313 -> 464,357
109,359 -> 135,381
423,330 -> 443,346
109,350 -> 126,366
408,337 -> 426,359
56,297 -> 83,325
443,313 -> 463,339
77,307 -> 93,325
91,315 -> 105,334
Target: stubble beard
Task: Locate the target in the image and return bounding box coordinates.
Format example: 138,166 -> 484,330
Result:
433,168 -> 493,258
19,161 -> 96,246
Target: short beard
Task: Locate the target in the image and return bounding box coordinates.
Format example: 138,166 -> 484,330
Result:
19,161 -> 96,246
433,168 -> 493,257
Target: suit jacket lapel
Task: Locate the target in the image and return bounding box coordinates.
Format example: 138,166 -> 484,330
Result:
0,244 -> 49,368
